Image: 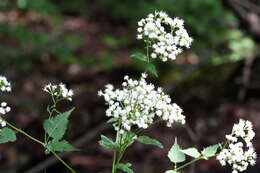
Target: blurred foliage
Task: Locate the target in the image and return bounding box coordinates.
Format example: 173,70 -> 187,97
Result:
0,0 -> 257,80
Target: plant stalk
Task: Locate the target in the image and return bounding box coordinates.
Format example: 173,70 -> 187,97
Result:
51,151 -> 76,173
6,121 -> 45,146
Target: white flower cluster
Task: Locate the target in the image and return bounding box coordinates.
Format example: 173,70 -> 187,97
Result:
0,76 -> 12,127
137,11 -> 192,62
43,83 -> 74,101
217,119 -> 257,173
98,73 -> 185,134
0,76 -> 11,92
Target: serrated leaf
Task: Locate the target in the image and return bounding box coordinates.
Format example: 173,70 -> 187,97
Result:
99,135 -> 117,149
130,52 -> 148,62
107,117 -> 117,123
43,108 -> 74,140
165,170 -> 178,173
116,163 -> 133,173
168,138 -> 185,163
137,135 -> 163,148
146,63 -> 158,77
202,144 -> 219,158
181,147 -> 201,158
0,127 -> 16,143
47,139 -> 79,152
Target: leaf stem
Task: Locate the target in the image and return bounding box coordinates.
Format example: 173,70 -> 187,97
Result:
5,121 -> 45,146
175,157 -> 202,172
51,151 -> 76,173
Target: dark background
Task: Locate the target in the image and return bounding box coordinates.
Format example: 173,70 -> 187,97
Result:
0,0 -> 259,173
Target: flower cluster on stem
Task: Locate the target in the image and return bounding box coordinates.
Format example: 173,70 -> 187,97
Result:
0,76 -> 12,127
43,83 -> 74,101
217,119 -> 257,173
137,11 -> 192,62
98,73 -> 185,134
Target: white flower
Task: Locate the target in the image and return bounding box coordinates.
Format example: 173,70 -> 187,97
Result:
217,119 -> 257,172
99,73 -> 185,133
0,76 -> 12,128
43,83 -> 74,101
137,11 -> 192,62
0,76 -> 11,92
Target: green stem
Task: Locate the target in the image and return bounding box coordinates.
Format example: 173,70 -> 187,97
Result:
5,121 -> 45,146
112,149 -> 117,173
6,121 -> 76,173
112,131 -> 120,173
51,151 -> 76,173
175,157 -> 202,172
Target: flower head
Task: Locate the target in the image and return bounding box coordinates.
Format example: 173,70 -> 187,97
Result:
0,76 -> 11,92
137,11 -> 192,62
0,76 -> 12,127
43,83 -> 73,101
217,119 -> 257,172
99,73 -> 185,134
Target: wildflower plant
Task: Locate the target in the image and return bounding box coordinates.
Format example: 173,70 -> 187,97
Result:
0,10 -> 257,173
98,11 -> 257,173
0,79 -> 78,173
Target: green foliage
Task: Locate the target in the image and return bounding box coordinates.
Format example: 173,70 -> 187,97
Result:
131,52 -> 149,62
99,135 -> 117,149
131,52 -> 158,77
202,144 -> 219,159
146,63 -> 158,77
168,138 -> 186,163
43,108 -> 78,153
107,117 -> 118,124
165,170 -> 178,173
0,127 -> 16,143
43,108 -> 74,140
47,139 -> 78,152
116,163 -> 133,173
137,135 -> 163,148
181,147 -> 201,158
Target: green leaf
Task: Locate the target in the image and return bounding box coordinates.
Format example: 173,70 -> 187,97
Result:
121,131 -> 136,148
43,108 -> 74,140
99,135 -> 117,149
168,138 -> 185,163
202,144 -> 219,159
0,127 -> 16,143
107,117 -> 117,123
165,170 -> 178,173
137,135 -> 163,148
47,139 -> 79,152
116,163 -> 133,173
181,147 -> 201,158
146,63 -> 158,77
130,52 -> 148,62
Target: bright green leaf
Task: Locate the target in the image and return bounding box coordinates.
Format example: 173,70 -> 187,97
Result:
181,147 -> 201,158
168,138 -> 185,163
0,127 -> 16,143
202,144 -> 219,158
43,108 -> 74,140
47,139 -> 79,152
99,135 -> 117,149
165,170 -> 178,173
130,52 -> 148,62
116,163 -> 133,173
107,117 -> 117,123
137,135 -> 163,148
146,63 -> 158,77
